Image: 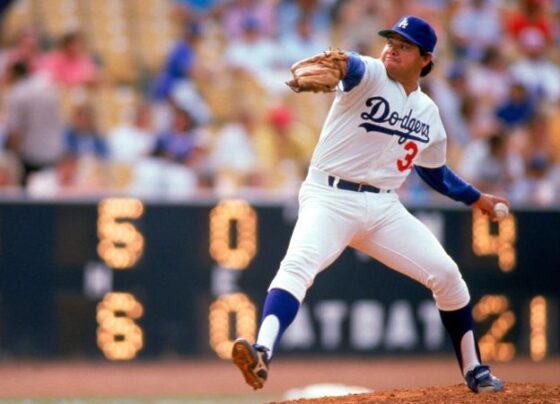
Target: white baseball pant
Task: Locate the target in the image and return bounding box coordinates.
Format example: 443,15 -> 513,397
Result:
269,167 -> 470,311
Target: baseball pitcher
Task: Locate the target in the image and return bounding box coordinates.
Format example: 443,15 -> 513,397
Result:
233,15 -> 509,394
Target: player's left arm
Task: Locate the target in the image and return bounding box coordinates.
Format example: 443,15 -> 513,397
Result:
341,52 -> 365,91
414,165 -> 510,221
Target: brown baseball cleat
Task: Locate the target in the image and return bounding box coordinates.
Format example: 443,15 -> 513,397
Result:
232,338 -> 270,390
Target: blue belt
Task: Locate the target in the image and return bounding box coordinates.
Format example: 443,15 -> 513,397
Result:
327,175 -> 390,193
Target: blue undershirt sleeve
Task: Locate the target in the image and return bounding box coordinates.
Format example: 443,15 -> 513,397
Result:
342,52 -> 365,92
414,165 -> 481,205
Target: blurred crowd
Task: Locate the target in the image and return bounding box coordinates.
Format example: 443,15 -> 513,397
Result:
0,0 -> 559,205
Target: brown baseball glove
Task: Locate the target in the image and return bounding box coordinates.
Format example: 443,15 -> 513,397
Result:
285,49 -> 349,93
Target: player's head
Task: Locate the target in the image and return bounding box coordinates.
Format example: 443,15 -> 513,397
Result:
378,16 -> 437,78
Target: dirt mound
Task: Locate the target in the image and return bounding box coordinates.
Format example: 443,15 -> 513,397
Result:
271,383 -> 560,404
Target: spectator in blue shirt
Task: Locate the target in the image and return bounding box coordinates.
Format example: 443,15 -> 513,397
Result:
152,106 -> 202,164
495,82 -> 536,128
64,104 -> 108,160
151,23 -> 202,101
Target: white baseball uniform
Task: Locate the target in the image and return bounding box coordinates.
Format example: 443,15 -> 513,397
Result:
237,17 -> 504,393
269,56 -> 470,311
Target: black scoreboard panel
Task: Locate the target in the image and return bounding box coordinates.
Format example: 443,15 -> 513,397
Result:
0,198 -> 558,361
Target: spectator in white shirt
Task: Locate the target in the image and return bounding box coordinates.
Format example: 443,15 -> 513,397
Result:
225,18 -> 288,94
4,61 -> 64,184
510,27 -> 560,104
449,0 -> 503,61
279,15 -> 329,67
108,103 -> 156,163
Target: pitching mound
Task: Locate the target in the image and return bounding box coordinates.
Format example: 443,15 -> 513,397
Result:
271,383 -> 560,404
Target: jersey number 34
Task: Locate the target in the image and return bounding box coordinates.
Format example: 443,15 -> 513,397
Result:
397,141 -> 418,172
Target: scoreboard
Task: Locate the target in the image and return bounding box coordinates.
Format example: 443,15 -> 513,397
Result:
0,197 -> 558,362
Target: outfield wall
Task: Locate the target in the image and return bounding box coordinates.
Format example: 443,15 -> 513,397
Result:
0,197 -> 558,361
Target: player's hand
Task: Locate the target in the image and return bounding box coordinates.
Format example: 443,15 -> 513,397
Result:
471,193 -> 511,222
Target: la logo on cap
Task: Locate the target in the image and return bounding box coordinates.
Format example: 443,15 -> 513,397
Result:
398,17 -> 409,29
378,15 -> 437,53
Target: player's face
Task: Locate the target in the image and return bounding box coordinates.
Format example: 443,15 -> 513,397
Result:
381,34 -> 431,81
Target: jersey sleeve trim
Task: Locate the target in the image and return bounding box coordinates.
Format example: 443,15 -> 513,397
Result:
342,52 -> 366,92
414,164 -> 481,205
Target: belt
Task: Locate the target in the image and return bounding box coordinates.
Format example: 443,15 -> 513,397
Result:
327,175 -> 390,193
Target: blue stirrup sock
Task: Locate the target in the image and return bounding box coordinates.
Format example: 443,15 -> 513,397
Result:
255,288 -> 300,359
439,303 -> 481,375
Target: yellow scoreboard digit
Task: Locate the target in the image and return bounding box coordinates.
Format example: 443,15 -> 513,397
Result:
208,199 -> 259,359
472,209 -> 516,272
96,198 -> 145,360
209,293 -> 257,359
209,199 -> 257,270
97,198 -> 145,269
96,292 -> 144,360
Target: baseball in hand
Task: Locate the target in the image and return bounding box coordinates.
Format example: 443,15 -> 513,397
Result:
493,202 -> 509,220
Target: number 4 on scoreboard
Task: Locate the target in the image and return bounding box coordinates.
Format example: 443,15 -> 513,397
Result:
472,210 -> 516,272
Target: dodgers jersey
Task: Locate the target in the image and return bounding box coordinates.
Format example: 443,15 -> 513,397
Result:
310,55 -> 447,190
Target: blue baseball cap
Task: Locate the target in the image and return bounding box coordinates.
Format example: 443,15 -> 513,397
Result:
378,16 -> 437,53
